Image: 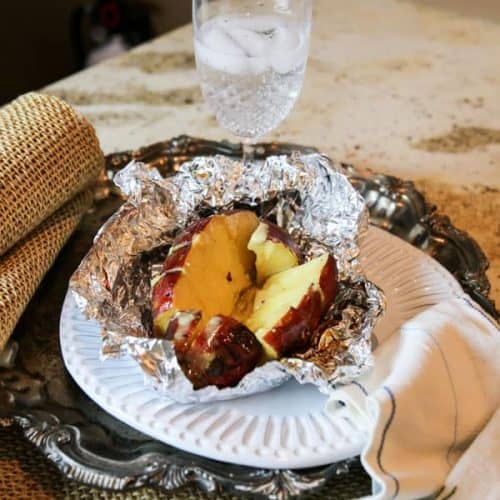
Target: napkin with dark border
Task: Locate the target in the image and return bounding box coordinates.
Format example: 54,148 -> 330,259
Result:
0,92 -> 103,351
327,295 -> 500,499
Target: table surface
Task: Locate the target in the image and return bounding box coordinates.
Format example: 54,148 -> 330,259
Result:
3,0 -> 500,498
44,0 -> 499,302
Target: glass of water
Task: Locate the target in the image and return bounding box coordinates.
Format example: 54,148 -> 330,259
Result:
193,0 -> 312,158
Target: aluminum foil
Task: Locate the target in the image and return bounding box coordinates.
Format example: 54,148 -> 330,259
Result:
70,153 -> 385,403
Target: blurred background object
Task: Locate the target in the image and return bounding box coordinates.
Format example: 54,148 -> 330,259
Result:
0,0 -> 191,105
71,0 -> 154,68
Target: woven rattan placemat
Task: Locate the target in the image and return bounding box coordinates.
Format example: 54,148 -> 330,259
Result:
0,425 -> 371,499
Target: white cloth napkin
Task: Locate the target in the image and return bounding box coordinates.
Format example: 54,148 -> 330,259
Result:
326,294 -> 500,500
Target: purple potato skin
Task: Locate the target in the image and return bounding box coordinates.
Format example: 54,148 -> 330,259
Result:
173,314 -> 263,390
261,254 -> 337,357
264,221 -> 303,263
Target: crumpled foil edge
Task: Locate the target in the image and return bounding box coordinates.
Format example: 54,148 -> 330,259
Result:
70,153 -> 385,403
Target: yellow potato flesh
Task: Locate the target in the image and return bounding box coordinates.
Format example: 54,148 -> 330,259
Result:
244,255 -> 328,359
248,222 -> 299,284
159,212 -> 258,332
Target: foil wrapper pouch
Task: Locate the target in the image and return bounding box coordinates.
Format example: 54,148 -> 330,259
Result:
70,154 -> 385,403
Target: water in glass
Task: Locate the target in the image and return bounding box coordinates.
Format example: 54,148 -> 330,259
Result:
195,12 -> 310,139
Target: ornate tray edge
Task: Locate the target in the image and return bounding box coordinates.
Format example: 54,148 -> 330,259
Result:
1,135 -> 497,500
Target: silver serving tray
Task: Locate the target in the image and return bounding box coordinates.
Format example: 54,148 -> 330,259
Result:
0,136 -> 497,500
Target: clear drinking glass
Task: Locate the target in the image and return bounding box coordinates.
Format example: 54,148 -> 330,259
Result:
193,0 -> 312,158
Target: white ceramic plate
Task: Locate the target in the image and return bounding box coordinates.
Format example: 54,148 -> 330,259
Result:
60,226 -> 462,469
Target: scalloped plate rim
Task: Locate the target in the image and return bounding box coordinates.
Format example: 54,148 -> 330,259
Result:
60,226 -> 462,469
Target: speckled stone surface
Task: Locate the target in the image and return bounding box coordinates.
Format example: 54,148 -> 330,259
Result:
42,0 -> 499,304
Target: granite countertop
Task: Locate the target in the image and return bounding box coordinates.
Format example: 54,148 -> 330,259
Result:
44,0 -> 499,304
